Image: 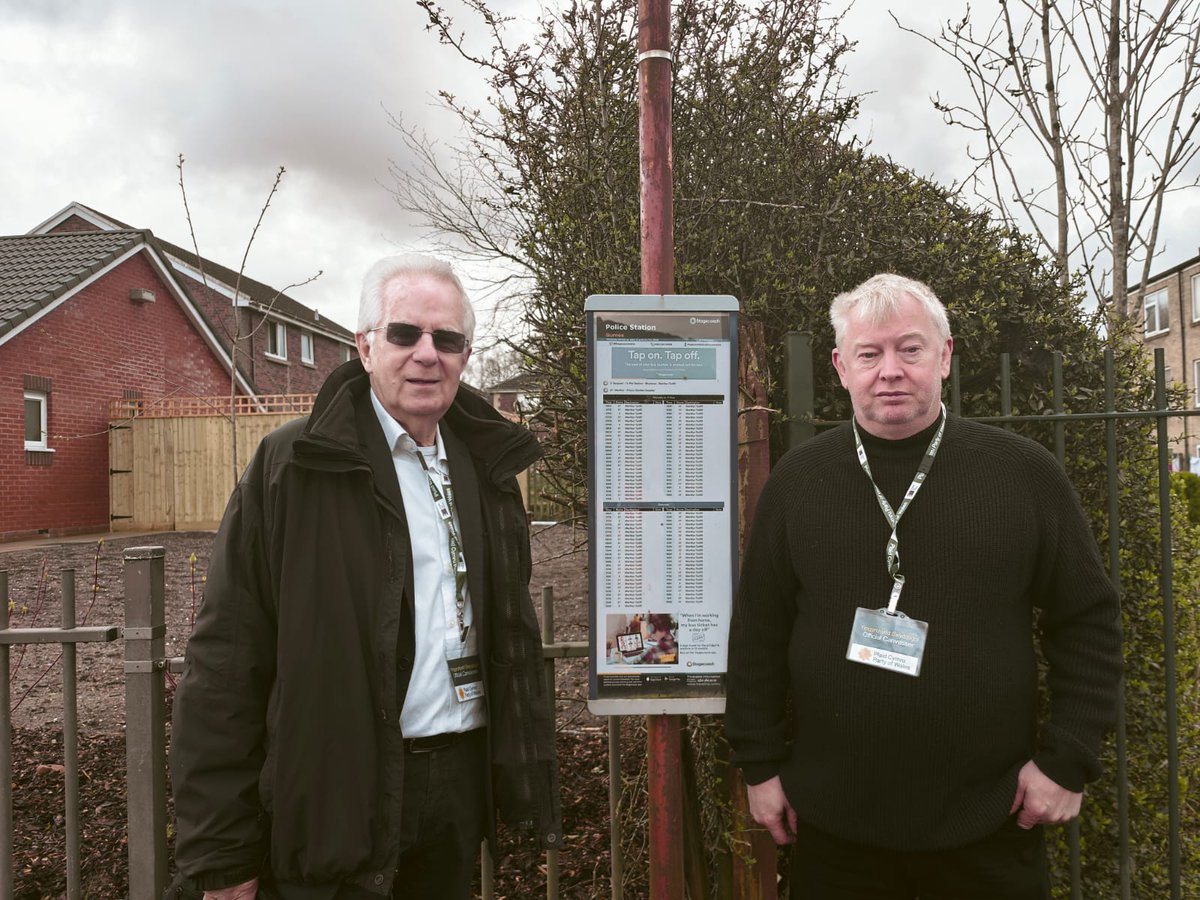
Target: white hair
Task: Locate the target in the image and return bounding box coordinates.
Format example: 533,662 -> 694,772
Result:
358,254 -> 476,343
829,273 -> 951,347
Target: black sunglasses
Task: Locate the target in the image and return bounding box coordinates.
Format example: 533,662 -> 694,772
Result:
368,322 -> 469,354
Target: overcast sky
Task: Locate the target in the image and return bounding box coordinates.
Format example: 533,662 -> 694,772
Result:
3,0 -> 1197,359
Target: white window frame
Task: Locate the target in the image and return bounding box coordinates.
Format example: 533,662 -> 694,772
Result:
24,390 -> 49,450
1144,288 -> 1169,336
340,344 -> 354,363
265,320 -> 287,360
1194,360 -> 1200,407
300,330 -> 315,365
1192,274 -> 1200,323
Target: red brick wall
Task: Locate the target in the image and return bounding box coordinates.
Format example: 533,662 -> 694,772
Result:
49,214 -> 103,233
174,271 -> 349,395
0,251 -> 234,541
45,218 -> 350,395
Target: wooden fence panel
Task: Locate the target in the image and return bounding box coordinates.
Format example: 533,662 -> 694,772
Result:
131,419 -> 174,531
109,412 -> 305,532
235,415 -> 294,475
173,417 -> 233,531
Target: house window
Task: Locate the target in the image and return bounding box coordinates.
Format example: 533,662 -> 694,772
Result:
1143,288 -> 1169,336
1194,359 -> 1200,406
300,331 -> 315,365
24,390 -> 48,450
266,320 -> 287,359
1192,274 -> 1200,323
341,344 -> 354,363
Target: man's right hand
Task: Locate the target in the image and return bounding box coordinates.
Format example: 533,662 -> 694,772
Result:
746,775 -> 798,845
203,878 -> 258,900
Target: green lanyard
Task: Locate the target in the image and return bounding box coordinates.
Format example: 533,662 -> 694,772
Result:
414,449 -> 469,643
850,405 -> 946,614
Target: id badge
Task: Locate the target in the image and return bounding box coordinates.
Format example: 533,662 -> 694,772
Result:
447,654 -> 485,702
846,607 -> 928,677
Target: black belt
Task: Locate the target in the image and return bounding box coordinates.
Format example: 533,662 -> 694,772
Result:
403,728 -> 483,754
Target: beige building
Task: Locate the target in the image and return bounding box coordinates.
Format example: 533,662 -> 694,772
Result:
1131,251 -> 1200,471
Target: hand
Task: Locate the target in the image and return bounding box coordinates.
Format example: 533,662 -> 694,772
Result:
746,775 -> 798,845
1009,760 -> 1082,829
203,878 -> 258,900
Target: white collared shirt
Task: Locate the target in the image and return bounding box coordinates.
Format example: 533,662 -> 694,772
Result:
370,390 -> 485,737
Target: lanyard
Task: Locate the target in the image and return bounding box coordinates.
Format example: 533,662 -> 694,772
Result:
851,405 -> 946,614
414,449 -> 469,643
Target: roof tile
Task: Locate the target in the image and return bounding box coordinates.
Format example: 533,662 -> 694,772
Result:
0,230 -> 145,337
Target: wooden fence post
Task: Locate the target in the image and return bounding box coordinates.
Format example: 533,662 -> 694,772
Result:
124,546 -> 168,900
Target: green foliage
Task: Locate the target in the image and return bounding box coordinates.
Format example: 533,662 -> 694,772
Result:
1172,470 -> 1200,526
1047,435 -> 1200,898
403,0 -> 1200,894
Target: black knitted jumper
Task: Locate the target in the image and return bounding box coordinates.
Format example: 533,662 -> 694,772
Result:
726,414 -> 1122,852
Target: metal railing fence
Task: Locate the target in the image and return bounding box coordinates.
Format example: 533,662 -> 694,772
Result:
0,569 -> 121,900
0,559 -> 594,900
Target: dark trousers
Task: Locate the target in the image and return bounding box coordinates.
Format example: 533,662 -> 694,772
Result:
788,817 -> 1050,900
273,729 -> 488,900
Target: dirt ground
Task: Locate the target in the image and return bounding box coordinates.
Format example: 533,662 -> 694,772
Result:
2,522 -> 625,899
1,522 -> 596,733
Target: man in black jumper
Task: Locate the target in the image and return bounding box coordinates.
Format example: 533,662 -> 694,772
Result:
726,274 -> 1122,898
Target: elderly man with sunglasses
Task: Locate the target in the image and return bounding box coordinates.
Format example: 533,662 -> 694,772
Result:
168,255 -> 561,900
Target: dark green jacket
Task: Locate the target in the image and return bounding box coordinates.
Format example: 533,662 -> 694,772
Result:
170,360 -> 561,893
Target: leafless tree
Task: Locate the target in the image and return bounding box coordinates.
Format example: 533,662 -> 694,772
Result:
901,0 -> 1200,325
177,155 -> 321,485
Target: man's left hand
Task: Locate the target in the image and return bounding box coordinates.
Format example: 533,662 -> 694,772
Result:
1009,760 -> 1082,829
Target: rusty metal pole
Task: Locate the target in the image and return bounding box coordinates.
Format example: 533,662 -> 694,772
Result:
638,0 -> 683,896
639,0 -> 674,293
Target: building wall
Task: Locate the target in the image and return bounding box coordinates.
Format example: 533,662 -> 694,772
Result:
46,215 -> 352,395
0,252 -> 234,541
1132,257 -> 1200,470
51,214 -> 104,233
175,270 -> 350,395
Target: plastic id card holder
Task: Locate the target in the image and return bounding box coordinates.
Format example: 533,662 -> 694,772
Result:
447,655 -> 485,702
846,607 -> 928,677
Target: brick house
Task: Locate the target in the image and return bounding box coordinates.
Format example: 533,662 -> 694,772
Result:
34,203 -> 357,395
1,204 -> 356,542
1129,251 -> 1200,470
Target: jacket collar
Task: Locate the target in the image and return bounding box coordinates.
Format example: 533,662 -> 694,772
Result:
295,359 -> 542,487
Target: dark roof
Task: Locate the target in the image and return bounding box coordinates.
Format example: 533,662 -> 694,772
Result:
0,230 -> 147,338
1128,250 -> 1200,295
159,238 -> 354,340
70,202 -> 352,340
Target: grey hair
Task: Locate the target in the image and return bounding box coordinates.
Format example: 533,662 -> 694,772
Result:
829,273 -> 951,348
358,253 -> 477,343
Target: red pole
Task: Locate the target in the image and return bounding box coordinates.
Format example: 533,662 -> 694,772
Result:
639,0 -> 674,295
638,0 -> 683,897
